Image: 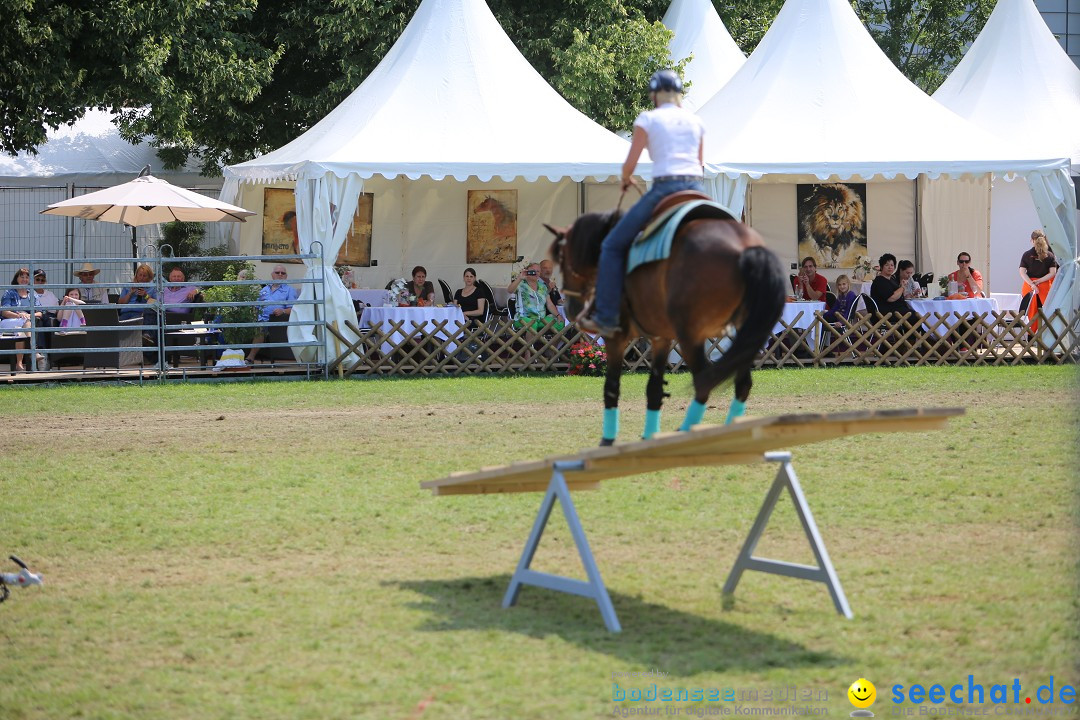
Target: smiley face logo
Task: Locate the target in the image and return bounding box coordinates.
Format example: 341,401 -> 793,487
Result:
848,678 -> 877,709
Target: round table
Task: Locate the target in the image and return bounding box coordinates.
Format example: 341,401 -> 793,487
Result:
359,305 -> 466,355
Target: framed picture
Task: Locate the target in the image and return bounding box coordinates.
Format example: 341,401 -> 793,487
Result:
796,183 -> 867,268
466,189 -> 518,263
261,188 -> 374,266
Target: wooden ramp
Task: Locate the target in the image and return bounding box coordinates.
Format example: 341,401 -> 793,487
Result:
423,407 -> 964,632
423,407 -> 964,496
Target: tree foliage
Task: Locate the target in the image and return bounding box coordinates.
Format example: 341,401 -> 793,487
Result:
853,0 -> 995,92
2,0 -> 993,173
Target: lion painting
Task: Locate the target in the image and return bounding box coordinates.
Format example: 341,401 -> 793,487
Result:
796,183 -> 867,268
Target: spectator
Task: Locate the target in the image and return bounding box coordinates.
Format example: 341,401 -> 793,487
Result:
32,269 -> 59,355
870,253 -> 916,318
1,268 -> 42,370
405,265 -> 435,307
1019,230 -> 1059,330
514,263 -> 564,333
74,262 -> 110,303
57,289 -> 87,328
793,256 -> 828,301
246,265 -> 299,363
824,274 -> 857,323
161,267 -> 204,316
453,267 -> 487,326
948,252 -> 984,298
539,259 -> 562,306
117,263 -> 159,322
897,260 -> 924,299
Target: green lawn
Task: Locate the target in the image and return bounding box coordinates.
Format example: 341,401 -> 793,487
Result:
0,366 -> 1076,719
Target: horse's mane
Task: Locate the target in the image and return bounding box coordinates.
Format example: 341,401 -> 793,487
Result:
568,210 -> 622,270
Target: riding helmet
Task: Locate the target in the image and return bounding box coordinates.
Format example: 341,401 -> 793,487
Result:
648,69 -> 683,93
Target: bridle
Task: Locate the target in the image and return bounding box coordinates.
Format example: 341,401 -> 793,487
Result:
554,234 -> 589,301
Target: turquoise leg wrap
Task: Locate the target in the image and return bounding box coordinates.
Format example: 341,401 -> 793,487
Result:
643,409 -> 662,439
725,398 -> 746,425
678,400 -> 707,432
602,407 -> 620,441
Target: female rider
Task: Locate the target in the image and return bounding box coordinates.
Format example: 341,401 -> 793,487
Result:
577,69 -> 705,337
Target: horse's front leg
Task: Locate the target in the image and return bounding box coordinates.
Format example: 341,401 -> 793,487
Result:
644,338 -> 672,440
726,367 -> 752,424
599,333 -> 628,446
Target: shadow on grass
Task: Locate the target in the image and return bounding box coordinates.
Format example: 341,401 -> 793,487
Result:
392,575 -> 845,676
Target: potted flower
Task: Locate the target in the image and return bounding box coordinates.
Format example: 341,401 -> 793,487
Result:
852,255 -> 873,282
567,339 -> 607,376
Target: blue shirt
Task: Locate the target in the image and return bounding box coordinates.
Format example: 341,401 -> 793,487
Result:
1,289 -> 35,309
118,287 -> 159,321
257,284 -> 299,323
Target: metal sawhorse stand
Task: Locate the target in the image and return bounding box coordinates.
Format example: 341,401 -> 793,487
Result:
501,452 -> 851,632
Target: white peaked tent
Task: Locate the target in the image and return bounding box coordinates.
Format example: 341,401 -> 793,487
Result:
662,0 -> 745,111
696,0 -> 1075,324
933,0 -> 1080,314
224,0 -> 641,361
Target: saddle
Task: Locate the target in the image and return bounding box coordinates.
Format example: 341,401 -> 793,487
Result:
627,195 -> 738,275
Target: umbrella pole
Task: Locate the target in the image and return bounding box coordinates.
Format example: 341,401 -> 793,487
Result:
130,226 -> 139,274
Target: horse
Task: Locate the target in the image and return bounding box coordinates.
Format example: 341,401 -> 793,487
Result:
546,208 -> 787,445
474,195 -> 517,241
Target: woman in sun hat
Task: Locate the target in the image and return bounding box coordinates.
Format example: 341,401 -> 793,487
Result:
74,262 -> 110,303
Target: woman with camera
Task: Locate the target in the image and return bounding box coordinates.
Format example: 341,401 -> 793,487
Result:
514,263 -> 564,333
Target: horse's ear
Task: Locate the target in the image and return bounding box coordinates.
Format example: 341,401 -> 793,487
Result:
543,223 -> 567,237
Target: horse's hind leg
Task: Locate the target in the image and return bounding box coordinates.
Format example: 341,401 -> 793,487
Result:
599,334 -> 628,446
643,338 -> 672,439
678,344 -> 711,431
726,367 -> 752,424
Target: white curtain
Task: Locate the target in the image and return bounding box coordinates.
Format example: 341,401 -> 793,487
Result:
704,174 -> 749,218
291,172 -> 365,362
1025,168 -> 1078,344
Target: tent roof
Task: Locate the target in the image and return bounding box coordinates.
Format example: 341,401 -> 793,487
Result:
696,0 -> 1069,180
932,0 -> 1080,171
0,109 -> 211,186
662,0 -> 745,111
226,0 -> 636,184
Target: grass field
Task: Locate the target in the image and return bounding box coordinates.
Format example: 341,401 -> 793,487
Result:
0,366 -> 1077,719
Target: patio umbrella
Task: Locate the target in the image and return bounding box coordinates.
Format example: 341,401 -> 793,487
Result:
40,169 -> 255,226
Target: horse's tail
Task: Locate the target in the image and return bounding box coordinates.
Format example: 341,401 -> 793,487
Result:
699,245 -> 787,390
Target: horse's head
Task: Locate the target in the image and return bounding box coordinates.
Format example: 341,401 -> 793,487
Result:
544,210 -> 620,323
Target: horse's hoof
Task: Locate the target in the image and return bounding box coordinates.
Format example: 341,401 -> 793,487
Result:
599,438 -> 615,447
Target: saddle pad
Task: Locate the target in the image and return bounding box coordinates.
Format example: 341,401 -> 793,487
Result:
627,199 -> 737,275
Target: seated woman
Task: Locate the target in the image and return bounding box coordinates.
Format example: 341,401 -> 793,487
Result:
514,263 -> 565,333
947,251 -> 983,298
453,267 -> 487,326
1,267 -> 42,371
870,254 -> 915,319
161,267 -> 204,317
897,260 -> 923,299
405,265 -> 435,307
117,263 -> 159,322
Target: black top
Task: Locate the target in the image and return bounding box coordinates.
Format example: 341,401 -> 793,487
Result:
870,275 -> 912,315
454,288 -> 482,315
1020,248 -> 1059,280
406,280 -> 435,302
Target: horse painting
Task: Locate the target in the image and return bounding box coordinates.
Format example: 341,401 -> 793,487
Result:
546,206 -> 786,445
468,191 -> 518,263
474,195 -> 517,242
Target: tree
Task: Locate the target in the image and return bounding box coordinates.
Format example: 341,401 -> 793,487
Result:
0,0 -> 280,169
853,0 -> 994,92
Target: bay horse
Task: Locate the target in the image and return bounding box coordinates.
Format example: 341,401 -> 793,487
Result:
546,207 -> 786,445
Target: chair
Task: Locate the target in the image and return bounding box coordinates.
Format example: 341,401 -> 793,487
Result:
438,278 -> 454,305
385,279 -> 395,291
858,293 -> 879,314
507,295 -> 517,320
1017,291 -> 1034,315
477,279 -> 508,319
825,291 -> 837,309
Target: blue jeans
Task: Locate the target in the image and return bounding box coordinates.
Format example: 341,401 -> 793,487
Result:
592,178 -> 705,325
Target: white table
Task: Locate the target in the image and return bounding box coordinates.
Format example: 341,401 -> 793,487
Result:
692,301 -> 824,362
350,289 -> 387,307
359,306 -> 466,355
991,293 -> 1022,313
908,298 -> 999,338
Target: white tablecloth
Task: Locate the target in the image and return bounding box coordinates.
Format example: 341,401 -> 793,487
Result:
693,301 -> 823,361
991,293 -> 1022,313
908,298 -> 999,338
359,306 -> 466,355
350,289 -> 387,307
